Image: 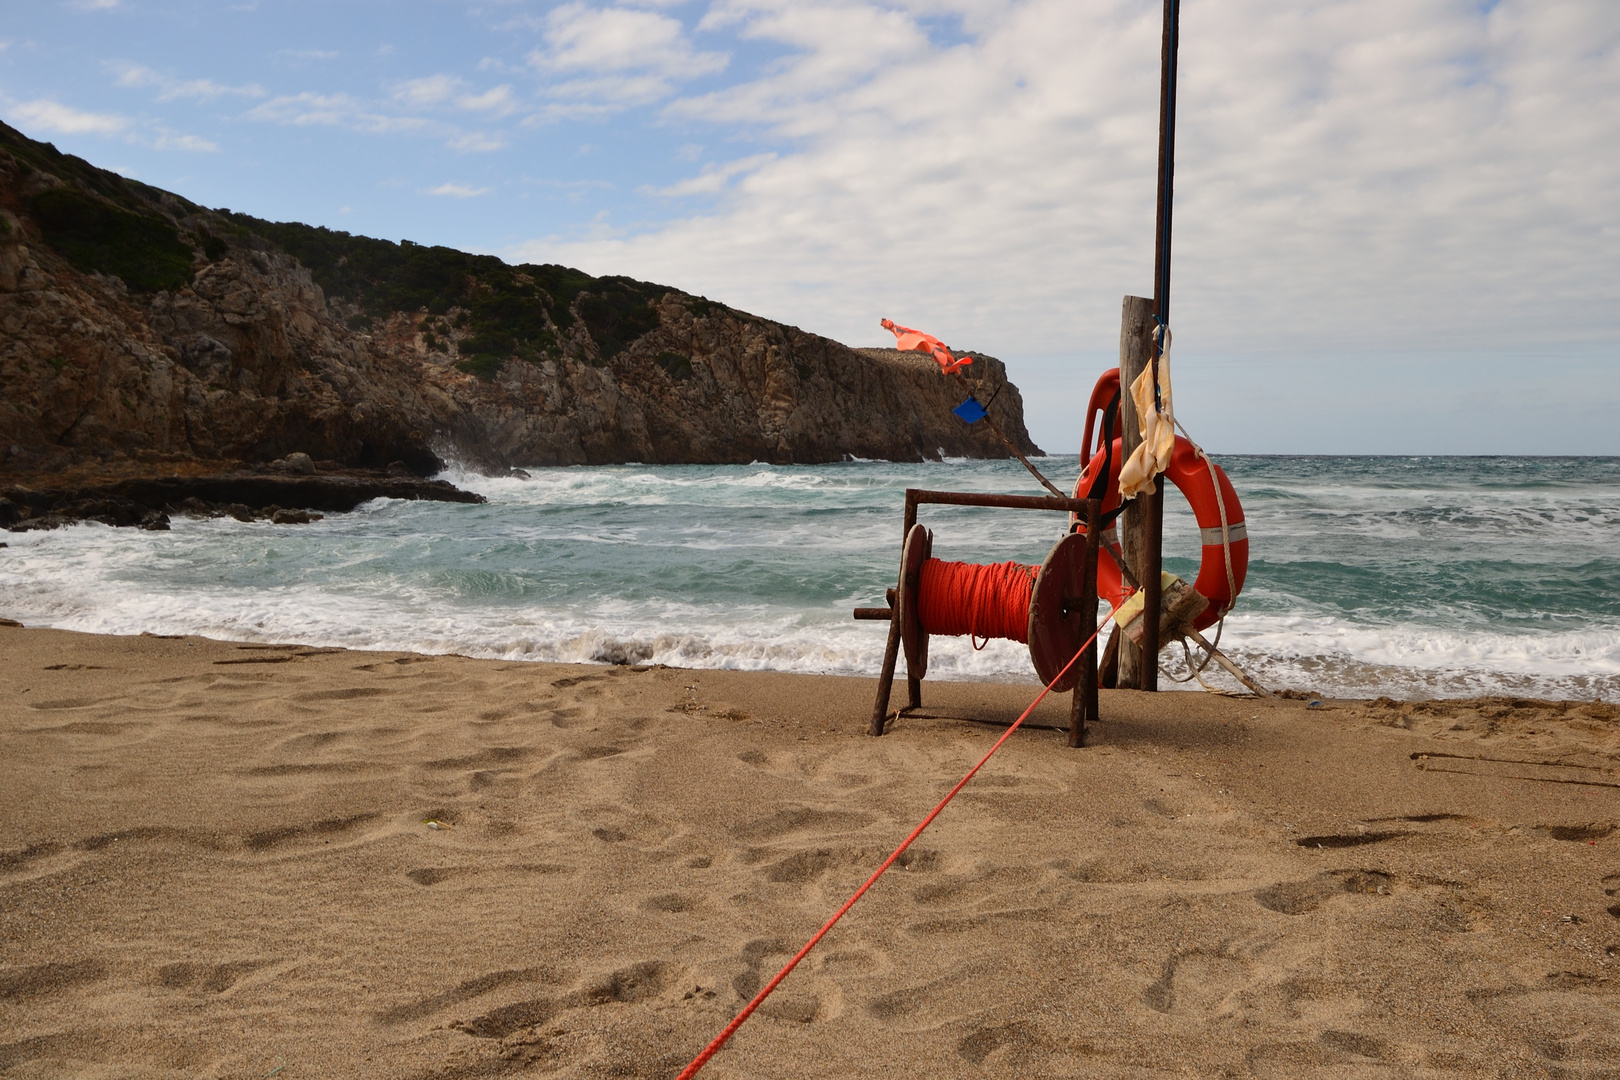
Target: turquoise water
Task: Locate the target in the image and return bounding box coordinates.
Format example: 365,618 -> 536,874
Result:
1,455 -> 1616,700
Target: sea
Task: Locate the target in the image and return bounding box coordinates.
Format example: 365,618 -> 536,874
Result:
2,456 -> 1616,701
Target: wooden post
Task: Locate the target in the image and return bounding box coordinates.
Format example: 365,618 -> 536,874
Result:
1116,295 -> 1155,689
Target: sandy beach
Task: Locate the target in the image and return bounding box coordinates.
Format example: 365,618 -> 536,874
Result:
1,624 -> 1617,1078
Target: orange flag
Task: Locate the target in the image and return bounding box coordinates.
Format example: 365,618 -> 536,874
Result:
880,318 -> 972,375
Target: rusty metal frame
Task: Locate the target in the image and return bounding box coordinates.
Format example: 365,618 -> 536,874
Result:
854,488 -> 1101,745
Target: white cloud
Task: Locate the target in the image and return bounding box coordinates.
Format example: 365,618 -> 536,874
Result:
108,62 -> 265,102
277,49 -> 340,60
7,98 -> 129,135
245,92 -> 437,135
392,76 -> 517,117
543,73 -> 677,106
5,97 -> 217,151
527,3 -> 729,106
392,74 -> 464,107
641,152 -> 776,196
150,130 -> 219,152
424,182 -> 492,198
458,85 -> 516,113
510,0 -> 1620,370
71,0 -> 121,10
448,132 -> 508,152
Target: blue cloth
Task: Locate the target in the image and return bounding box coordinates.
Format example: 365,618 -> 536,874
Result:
952,396 -> 988,424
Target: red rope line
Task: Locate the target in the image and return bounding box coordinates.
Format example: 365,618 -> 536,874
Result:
674,618 -> 1107,1080
917,558 -> 1040,645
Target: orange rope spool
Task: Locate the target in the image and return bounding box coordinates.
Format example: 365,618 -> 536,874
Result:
917,558 -> 1040,646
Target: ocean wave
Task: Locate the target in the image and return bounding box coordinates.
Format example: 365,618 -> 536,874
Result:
2,456 -> 1616,701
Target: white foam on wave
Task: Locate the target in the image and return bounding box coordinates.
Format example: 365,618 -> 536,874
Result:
0,520 -> 1039,681
4,458 -> 1616,701
1191,613 -> 1620,700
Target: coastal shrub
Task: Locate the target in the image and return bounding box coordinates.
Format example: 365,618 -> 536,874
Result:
1,125 -> 172,217
457,354 -> 504,381
686,296 -> 725,318
198,230 -> 229,261
219,213 -> 605,368
795,361 -> 814,381
27,187 -> 194,292
654,351 -> 693,380
580,278 -> 662,360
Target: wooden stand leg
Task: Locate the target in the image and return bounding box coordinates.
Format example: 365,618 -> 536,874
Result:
1070,499 -> 1102,747
869,610 -> 903,736
906,675 -> 922,711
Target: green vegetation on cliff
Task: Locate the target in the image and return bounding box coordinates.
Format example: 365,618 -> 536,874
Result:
27,187 -> 195,292
220,214 -> 671,377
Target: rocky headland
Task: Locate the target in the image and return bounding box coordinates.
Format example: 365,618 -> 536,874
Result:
0,121 -> 1039,528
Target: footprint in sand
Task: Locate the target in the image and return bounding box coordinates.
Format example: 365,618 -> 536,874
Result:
242,811 -> 382,852
1141,948 -> 1255,1016
1536,823 -> 1615,843
405,863 -> 569,887
642,892 -> 700,914
1255,870 -> 1393,915
374,967 -> 560,1025
758,845 -> 940,886
1293,831 -> 1408,849
157,958 -> 277,994
729,806 -> 877,843
1245,1036 -> 1393,1078
0,840 -> 89,886
957,1021 -> 1053,1067
451,960 -> 673,1039
729,940 -> 820,1023
0,959 -> 108,1002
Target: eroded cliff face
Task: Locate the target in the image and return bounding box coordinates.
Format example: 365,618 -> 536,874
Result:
0,122 -> 1039,478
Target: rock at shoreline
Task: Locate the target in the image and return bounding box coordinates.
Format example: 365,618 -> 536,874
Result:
2,469 -> 484,531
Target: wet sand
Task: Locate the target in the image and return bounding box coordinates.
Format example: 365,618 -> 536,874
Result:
1,624 -> 1617,1078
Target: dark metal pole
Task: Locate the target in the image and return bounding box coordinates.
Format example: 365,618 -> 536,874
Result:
1140,0 -> 1181,692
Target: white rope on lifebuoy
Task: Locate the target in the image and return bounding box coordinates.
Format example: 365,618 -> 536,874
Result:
1167,413 -> 1238,688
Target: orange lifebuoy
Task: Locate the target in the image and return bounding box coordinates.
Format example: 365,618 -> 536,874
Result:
1071,369 -> 1247,633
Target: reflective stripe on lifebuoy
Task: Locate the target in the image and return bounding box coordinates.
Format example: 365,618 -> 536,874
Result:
1071,369 -> 1248,632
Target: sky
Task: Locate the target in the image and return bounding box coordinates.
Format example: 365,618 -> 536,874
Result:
2,0 -> 1617,455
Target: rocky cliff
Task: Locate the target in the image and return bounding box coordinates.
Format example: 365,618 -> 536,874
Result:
0,121 -> 1040,479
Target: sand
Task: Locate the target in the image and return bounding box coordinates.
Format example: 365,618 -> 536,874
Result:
1,624 -> 1617,1078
